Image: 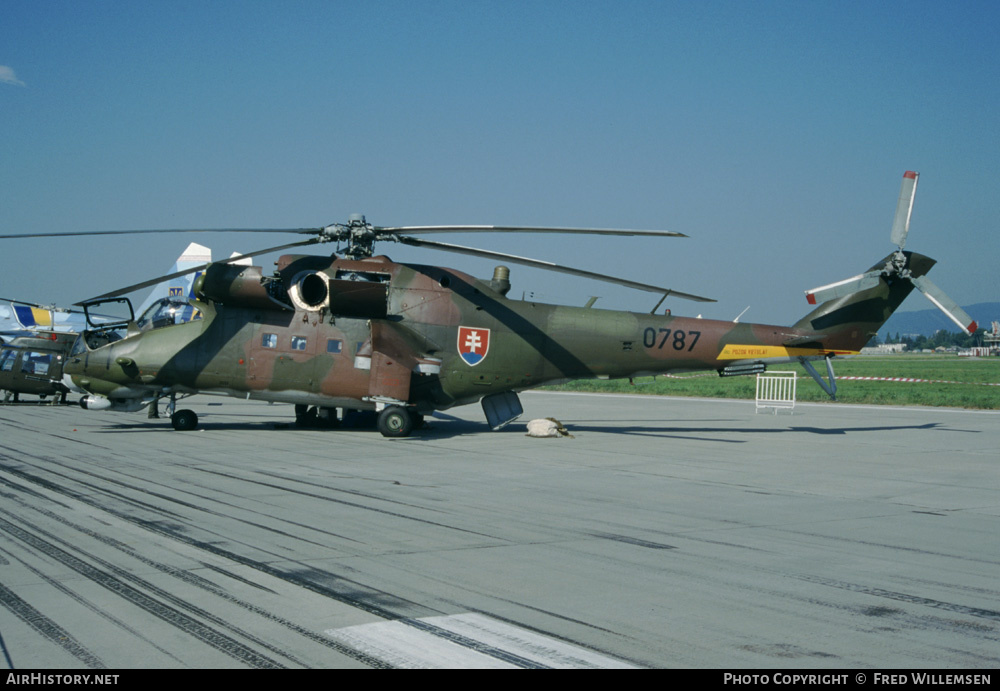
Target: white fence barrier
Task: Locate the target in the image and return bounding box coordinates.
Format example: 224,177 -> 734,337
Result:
756,371 -> 797,414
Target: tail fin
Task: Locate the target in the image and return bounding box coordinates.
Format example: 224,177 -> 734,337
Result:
799,171 -> 977,340
793,251 -> 934,352
134,242 -> 213,317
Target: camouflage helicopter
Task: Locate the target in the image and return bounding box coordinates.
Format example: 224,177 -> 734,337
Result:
3,171 -> 977,435
0,331 -> 77,404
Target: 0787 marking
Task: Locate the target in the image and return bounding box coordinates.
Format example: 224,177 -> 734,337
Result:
643,327 -> 701,352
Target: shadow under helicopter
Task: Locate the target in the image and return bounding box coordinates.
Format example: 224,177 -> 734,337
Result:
86,415 -> 968,443
548,420 -> 961,441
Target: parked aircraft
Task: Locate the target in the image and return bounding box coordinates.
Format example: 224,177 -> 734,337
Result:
4,172 -> 976,434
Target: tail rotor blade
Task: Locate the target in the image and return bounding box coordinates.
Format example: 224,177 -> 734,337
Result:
910,274 -> 978,335
805,271 -> 882,305
889,171 -> 919,249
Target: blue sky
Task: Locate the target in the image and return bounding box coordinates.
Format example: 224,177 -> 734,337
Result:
2,0 -> 997,326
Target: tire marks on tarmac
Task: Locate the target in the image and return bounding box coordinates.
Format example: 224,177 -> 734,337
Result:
0,450 -> 476,621
0,512 -> 287,669
0,580 -> 105,669
1,539 -> 188,662
0,456 -> 409,668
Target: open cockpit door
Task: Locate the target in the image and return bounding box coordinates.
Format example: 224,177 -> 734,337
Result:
80,297 -> 134,329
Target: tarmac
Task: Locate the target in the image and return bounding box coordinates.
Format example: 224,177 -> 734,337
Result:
0,391 -> 997,669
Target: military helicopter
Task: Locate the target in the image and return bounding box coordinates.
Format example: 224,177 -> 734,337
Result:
3,171 -> 976,435
1,297 -> 99,403
0,331 -> 77,403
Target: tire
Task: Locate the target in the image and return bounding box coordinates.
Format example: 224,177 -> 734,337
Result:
377,406 -> 414,438
171,409 -> 198,431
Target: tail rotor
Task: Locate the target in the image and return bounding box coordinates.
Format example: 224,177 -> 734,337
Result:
804,171 -> 977,335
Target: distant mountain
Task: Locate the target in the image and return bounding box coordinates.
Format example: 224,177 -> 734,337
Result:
879,302 -> 999,339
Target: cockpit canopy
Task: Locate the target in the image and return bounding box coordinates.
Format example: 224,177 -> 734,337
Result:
136,297 -> 203,332
69,297 -> 203,355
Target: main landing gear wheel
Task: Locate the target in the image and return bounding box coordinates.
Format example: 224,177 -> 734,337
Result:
171,409 -> 198,431
377,406 -> 414,438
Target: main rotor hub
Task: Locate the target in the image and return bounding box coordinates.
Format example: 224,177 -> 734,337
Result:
341,213 -> 378,259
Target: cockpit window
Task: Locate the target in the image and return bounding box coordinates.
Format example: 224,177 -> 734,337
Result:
71,327 -> 125,353
79,330 -> 124,351
21,352 -> 51,375
137,297 -> 202,331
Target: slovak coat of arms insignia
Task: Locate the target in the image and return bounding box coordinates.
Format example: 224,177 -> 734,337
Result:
458,326 -> 490,366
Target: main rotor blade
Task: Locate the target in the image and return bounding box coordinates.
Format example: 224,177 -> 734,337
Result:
0,228 -> 322,240
75,238 -> 321,305
909,274 -> 978,335
804,271 -> 882,305
398,236 -> 715,302
889,171 -> 919,249
1,225 -> 686,240
378,225 -> 687,238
